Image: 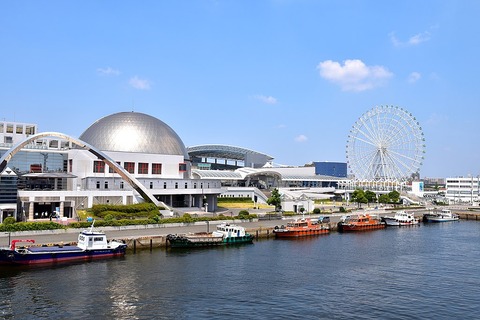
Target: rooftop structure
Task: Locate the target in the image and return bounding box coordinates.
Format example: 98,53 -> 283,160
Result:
187,144 -> 273,169
79,112 -> 189,158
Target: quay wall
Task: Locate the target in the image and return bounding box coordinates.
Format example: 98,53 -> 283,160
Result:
123,226 -> 281,251
122,224 -> 339,251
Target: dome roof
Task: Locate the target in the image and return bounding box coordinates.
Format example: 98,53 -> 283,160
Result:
79,112 -> 188,157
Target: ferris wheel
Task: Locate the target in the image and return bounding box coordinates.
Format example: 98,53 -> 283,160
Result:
346,105 -> 426,181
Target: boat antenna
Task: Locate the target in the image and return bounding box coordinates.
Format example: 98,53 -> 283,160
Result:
89,219 -> 95,232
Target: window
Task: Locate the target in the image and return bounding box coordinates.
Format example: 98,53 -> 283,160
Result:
194,183 -> 197,189
150,182 -> 153,189
124,162 -> 135,174
96,181 -> 100,189
185,182 -> 188,189
25,125 -> 35,135
6,124 -> 13,133
179,163 -> 187,172
175,182 -> 178,189
138,162 -> 149,174
163,182 -> 167,189
4,136 -> 13,144
16,126 -> 23,134
93,161 -> 105,173
104,181 -> 109,189
109,162 -> 121,173
152,163 -> 162,174
120,181 -> 124,189
69,159 -> 73,172
0,123 -> 3,133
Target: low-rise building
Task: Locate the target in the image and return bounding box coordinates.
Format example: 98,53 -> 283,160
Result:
445,176 -> 479,204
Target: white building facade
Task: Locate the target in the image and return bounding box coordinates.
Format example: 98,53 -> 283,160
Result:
445,177 -> 479,204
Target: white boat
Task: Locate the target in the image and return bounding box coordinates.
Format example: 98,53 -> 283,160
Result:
382,211 -> 420,226
423,209 -> 459,222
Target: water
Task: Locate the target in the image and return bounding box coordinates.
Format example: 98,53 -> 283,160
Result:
1,221 -> 480,319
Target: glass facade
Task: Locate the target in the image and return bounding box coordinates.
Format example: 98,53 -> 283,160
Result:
0,174 -> 17,204
0,150 -> 67,174
314,162 -> 347,178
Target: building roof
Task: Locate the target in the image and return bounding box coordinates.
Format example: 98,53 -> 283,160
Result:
79,112 -> 188,157
21,172 -> 77,178
187,144 -> 273,161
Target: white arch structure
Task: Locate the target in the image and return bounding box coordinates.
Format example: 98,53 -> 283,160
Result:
0,132 -> 164,208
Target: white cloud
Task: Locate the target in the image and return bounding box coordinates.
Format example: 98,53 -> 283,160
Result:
129,76 -> 151,90
389,31 -> 431,47
295,134 -> 308,142
97,67 -> 120,76
254,94 -> 277,104
408,72 -> 421,83
317,59 -> 393,92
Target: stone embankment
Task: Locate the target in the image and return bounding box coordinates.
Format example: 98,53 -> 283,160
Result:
2,209 -> 479,251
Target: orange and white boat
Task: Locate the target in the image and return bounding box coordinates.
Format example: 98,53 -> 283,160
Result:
337,213 -> 385,232
273,218 -> 330,238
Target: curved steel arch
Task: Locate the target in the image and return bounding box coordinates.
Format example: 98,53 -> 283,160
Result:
0,132 -> 162,207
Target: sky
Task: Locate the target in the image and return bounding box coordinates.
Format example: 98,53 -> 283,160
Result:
1,1 -> 479,179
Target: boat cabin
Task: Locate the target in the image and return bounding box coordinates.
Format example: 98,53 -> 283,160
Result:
77,231 -> 108,250
215,224 -> 246,237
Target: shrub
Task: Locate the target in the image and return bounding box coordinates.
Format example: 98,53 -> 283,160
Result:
339,206 -> 347,213
313,208 -> 321,214
237,210 -> 249,219
3,217 -> 16,225
182,213 -> 194,223
104,214 -> 115,222
0,221 -> 65,232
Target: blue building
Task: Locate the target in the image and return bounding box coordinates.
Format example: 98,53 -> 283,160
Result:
314,161 -> 347,178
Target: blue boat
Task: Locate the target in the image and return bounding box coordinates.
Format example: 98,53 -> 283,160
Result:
0,222 -> 127,266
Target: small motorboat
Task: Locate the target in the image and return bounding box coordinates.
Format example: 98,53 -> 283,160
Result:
337,213 -> 386,232
166,223 -> 254,248
423,209 -> 459,223
0,221 -> 127,266
382,211 -> 420,226
273,217 -> 330,238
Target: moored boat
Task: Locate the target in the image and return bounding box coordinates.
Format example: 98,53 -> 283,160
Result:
423,209 -> 459,223
166,223 -> 254,248
0,222 -> 127,266
382,211 -> 420,226
273,217 -> 330,238
337,213 -> 386,232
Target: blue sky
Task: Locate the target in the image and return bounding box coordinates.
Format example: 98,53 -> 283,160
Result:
1,1 -> 479,178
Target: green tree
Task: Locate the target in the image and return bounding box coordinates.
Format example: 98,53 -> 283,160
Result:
351,189 -> 368,208
388,190 -> 400,203
378,194 -> 390,204
267,188 -> 282,211
364,190 -> 377,204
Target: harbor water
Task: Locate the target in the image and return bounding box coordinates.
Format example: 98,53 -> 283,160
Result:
1,221 -> 480,319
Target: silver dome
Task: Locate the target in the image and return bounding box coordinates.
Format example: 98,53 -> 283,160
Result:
79,112 -> 188,157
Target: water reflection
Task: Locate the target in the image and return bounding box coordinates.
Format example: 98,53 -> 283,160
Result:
1,222 -> 480,319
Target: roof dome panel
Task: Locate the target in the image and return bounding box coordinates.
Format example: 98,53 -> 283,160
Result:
79,112 -> 188,157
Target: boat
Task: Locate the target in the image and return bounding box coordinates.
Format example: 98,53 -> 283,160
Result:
166,223 -> 254,248
423,209 -> 459,223
337,213 -> 386,232
0,222 -> 127,266
273,217 -> 330,238
382,211 -> 420,226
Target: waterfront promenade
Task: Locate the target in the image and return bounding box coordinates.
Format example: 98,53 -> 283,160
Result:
1,207 -> 478,249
